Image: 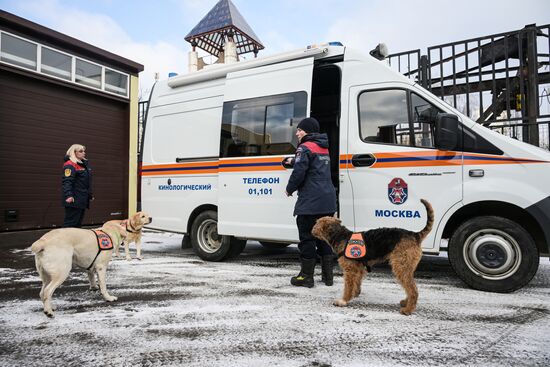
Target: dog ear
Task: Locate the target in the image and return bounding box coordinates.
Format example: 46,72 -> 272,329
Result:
131,212 -> 140,227
328,218 -> 344,237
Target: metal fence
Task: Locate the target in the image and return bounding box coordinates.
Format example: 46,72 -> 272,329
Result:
388,24 -> 550,150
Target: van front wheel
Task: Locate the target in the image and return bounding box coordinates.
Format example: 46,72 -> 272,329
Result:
191,210 -> 239,261
448,216 -> 539,293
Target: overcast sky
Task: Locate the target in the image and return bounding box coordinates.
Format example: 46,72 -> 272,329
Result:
1,0 -> 549,96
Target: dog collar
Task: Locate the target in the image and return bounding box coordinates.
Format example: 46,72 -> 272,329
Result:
122,220 -> 138,234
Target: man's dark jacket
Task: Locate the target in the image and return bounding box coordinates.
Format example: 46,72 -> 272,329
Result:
62,156 -> 92,209
286,133 -> 337,215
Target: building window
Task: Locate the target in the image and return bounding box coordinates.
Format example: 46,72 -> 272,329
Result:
41,47 -> 71,80
105,69 -> 128,96
75,59 -> 101,88
0,31 -> 130,98
0,32 -> 37,70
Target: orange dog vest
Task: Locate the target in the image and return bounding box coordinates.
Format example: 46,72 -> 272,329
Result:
93,229 -> 114,250
344,233 -> 367,259
87,229 -> 114,269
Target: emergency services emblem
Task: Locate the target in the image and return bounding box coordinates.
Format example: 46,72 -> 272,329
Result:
349,246 -> 363,257
388,178 -> 408,205
295,147 -> 303,163
64,168 -> 72,177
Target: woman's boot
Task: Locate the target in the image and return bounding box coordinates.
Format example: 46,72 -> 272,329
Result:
290,258 -> 316,288
321,255 -> 334,286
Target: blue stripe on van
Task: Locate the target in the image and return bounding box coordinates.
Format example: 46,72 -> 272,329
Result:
143,166 -> 218,172
218,162 -> 282,168
376,155 -> 461,163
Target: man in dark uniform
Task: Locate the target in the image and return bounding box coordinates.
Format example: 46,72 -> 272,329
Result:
62,145 -> 93,227
285,117 -> 337,288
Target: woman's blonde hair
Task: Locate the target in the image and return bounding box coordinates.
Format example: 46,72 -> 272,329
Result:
66,144 -> 86,163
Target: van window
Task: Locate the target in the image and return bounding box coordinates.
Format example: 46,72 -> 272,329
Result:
411,93 -> 438,148
220,92 -> 307,157
359,89 -> 409,145
359,89 -> 440,148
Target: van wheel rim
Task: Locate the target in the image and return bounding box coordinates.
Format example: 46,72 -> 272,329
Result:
463,229 -> 521,280
197,219 -> 220,254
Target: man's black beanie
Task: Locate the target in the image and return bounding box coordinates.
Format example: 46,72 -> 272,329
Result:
297,117 -> 320,134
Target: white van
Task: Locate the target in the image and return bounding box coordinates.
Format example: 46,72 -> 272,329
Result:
141,43 -> 550,292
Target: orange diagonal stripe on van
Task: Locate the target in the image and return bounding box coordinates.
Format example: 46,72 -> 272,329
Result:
339,151 -> 548,169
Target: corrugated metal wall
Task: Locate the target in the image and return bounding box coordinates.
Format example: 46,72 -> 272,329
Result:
0,69 -> 129,231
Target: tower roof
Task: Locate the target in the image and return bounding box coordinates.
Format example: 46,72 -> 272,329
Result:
185,0 -> 264,56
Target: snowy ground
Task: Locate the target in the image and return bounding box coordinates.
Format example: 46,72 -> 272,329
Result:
0,230 -> 549,367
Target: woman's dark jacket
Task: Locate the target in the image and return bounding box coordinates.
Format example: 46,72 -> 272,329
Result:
286,133 -> 337,216
62,156 -> 92,209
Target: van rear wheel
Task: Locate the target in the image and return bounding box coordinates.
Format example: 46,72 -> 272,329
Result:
448,216 -> 539,293
190,210 -> 243,261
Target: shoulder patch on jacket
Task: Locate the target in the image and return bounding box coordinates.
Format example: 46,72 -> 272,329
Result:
301,141 -> 329,154
64,168 -> 72,177
295,146 -> 304,163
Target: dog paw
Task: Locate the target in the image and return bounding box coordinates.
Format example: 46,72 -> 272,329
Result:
125,257 -> 132,261
136,256 -> 143,261
105,296 -> 118,302
333,299 -> 348,307
400,299 -> 407,307
400,308 -> 413,316
44,310 -> 54,318
89,286 -> 99,291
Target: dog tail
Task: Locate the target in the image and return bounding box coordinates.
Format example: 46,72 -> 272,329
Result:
30,238 -> 47,254
416,199 -> 434,241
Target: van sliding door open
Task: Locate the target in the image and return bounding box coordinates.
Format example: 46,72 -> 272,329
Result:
218,57 -> 314,242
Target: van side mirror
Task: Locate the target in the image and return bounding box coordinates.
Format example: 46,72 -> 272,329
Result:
435,113 -> 459,151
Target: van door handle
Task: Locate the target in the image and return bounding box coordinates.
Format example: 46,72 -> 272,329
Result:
282,157 -> 294,169
351,154 -> 376,167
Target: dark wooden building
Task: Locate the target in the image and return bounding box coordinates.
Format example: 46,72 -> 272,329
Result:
0,10 -> 144,231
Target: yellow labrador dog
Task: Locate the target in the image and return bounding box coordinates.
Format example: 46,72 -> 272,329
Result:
112,211 -> 152,261
31,221 -> 127,317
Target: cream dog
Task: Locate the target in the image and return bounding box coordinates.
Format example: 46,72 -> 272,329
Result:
112,211 -> 152,260
31,221 -> 128,317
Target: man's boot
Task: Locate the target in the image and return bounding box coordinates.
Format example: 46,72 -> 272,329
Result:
321,255 -> 334,286
290,258 -> 316,288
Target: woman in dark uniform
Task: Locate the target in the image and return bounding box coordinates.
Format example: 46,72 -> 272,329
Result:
62,144 -> 93,227
285,118 -> 337,288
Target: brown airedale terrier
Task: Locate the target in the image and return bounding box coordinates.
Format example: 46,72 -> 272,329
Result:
311,199 -> 434,315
